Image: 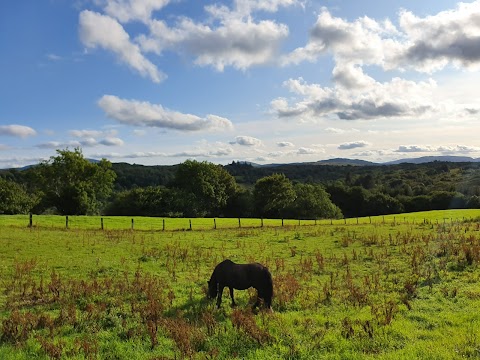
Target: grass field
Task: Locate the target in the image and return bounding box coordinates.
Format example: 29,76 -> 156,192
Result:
1,210 -> 480,359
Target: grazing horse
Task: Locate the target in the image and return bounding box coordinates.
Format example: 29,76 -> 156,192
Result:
207,259 -> 273,309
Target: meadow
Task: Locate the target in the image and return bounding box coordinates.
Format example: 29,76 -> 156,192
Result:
0,210 -> 480,359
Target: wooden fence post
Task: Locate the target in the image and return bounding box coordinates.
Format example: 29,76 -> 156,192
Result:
101,217 -> 104,230
131,218 -> 134,230
29,213 -> 33,228
189,219 -> 192,230
163,219 -> 165,231
238,218 -> 241,228
214,218 -> 217,229
261,218 -> 264,228
66,216 -> 69,229
282,219 -> 284,227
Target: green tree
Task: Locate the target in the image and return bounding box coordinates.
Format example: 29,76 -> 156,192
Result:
253,173 -> 296,218
288,183 -> 342,219
0,177 -> 38,214
105,186 -> 169,216
224,188 -> 254,218
365,192 -> 404,215
326,183 -> 370,218
36,148 -> 116,215
173,160 -> 238,216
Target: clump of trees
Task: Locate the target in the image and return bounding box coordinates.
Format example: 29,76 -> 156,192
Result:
3,149 -> 480,218
0,148 -> 116,215
34,149 -> 116,215
0,177 -> 39,214
106,163 -> 342,219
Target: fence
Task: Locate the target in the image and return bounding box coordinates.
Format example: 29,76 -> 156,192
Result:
1,210 -> 480,231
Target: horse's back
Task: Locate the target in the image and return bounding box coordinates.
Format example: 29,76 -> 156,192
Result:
214,260 -> 271,290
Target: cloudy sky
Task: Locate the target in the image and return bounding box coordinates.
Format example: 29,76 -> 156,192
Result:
1,0 -> 480,168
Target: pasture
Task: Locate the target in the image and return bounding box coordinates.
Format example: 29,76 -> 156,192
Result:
0,210 -> 480,359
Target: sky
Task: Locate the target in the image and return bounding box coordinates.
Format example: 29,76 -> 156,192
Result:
1,0 -> 480,168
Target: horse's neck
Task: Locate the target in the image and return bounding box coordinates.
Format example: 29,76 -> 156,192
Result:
210,272 -> 217,283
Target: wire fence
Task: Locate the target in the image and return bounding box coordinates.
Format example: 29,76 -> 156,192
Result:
1,210 -> 480,231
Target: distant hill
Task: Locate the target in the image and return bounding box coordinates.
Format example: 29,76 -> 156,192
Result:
311,158 -> 379,166
385,156 -> 480,165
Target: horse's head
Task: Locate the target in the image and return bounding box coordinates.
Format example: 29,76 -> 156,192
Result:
207,280 -> 217,299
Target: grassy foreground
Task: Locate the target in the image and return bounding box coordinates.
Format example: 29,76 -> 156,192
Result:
0,210 -> 480,359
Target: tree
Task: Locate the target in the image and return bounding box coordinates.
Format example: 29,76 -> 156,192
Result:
253,173 -> 296,218
0,177 -> 38,214
173,160 -> 238,217
287,183 -> 342,219
365,192 -> 404,215
35,148 -> 116,215
223,188 -> 254,218
105,186 -> 169,216
326,183 -> 369,218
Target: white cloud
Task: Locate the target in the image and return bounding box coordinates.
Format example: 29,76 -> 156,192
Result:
268,151 -> 285,157
0,125 -> 37,138
98,95 -> 234,131
396,145 -> 435,153
79,10 -> 165,82
396,144 -> 480,154
281,9 -> 395,67
439,145 -> 480,154
233,0 -> 303,17
140,16 -> 289,71
393,1 -> 480,72
69,129 -> 118,138
0,156 -> 49,169
231,135 -> 263,146
36,136 -> 124,149
46,53 -> 63,61
36,141 -> 63,149
99,137 -> 125,146
136,0 -> 296,71
277,141 -> 294,147
282,3 -> 480,72
272,72 -> 436,121
338,140 -> 371,150
324,127 -> 359,134
80,0 -> 300,81
91,141 -> 234,160
297,147 -> 318,155
103,0 -> 170,23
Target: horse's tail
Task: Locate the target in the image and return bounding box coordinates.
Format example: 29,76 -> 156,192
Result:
262,267 -> 274,305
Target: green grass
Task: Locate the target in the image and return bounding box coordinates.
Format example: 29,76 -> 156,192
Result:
2,209 -> 480,231
1,210 -> 480,359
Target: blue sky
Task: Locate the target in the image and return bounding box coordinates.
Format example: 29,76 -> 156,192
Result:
1,0 -> 480,168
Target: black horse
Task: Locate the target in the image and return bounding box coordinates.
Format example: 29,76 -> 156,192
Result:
207,259 -> 273,309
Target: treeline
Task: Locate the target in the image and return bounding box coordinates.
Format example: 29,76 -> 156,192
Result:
0,149 -> 341,219
1,149 -> 480,218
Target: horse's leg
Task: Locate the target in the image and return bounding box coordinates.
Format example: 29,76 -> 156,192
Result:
252,290 -> 260,309
229,287 -> 236,307
264,296 -> 272,310
216,286 -> 224,308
